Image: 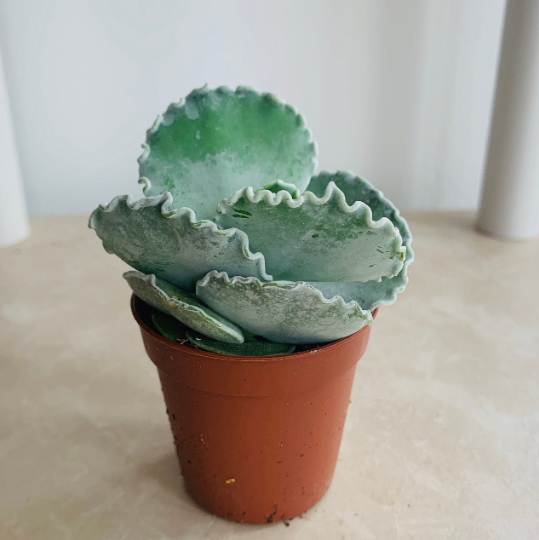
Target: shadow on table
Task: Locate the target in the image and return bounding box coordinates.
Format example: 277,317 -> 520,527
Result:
138,452 -> 186,497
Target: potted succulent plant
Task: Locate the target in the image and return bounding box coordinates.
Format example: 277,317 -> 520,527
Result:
89,86 -> 413,524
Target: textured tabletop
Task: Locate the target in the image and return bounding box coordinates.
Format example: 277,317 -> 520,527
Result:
1,212 -> 538,539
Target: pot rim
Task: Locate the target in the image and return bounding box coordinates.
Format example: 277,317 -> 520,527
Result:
131,294 -> 378,364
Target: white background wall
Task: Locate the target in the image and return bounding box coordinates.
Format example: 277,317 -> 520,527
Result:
0,0 -> 506,214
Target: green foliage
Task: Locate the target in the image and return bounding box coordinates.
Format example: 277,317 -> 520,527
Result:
215,180 -> 405,282
186,330 -> 295,356
90,86 -> 412,353
124,271 -> 244,343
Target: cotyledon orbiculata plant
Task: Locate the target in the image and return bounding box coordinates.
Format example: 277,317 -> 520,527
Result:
89,86 -> 413,356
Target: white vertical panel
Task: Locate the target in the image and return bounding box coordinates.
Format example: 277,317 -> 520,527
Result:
0,46 -> 29,247
478,0 -> 539,240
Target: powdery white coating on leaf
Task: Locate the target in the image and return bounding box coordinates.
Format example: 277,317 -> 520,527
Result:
306,171 -> 414,310
124,271 -> 244,344
88,193 -> 271,292
185,330 -> 295,357
196,271 -> 373,344
215,181 -> 405,283
138,85 -> 317,220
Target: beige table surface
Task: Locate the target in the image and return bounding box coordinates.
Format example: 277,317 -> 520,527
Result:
1,212 -> 538,540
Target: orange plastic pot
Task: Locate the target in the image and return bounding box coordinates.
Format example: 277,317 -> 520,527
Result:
131,295 -> 377,524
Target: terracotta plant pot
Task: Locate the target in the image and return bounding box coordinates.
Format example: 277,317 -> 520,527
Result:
131,295 -> 377,524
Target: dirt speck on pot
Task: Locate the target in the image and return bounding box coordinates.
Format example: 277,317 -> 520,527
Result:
266,505 -> 278,523
225,478 -> 235,485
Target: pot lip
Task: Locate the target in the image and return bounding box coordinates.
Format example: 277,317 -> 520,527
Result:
131,294 -> 378,364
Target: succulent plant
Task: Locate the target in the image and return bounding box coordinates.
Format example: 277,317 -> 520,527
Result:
89,86 -> 413,356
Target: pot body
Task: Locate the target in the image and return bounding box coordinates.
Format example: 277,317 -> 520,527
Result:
132,296 -> 376,524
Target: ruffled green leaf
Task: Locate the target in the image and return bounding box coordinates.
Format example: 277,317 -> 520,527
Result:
196,271 -> 372,344
88,193 -> 271,292
185,330 -> 295,357
139,86 -> 317,220
124,271 -> 244,343
256,180 -> 300,199
306,172 -> 414,310
215,181 -> 405,283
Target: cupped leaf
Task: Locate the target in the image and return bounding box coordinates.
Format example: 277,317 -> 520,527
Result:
306,172 -> 413,247
124,271 -> 244,344
196,271 -> 373,344
151,311 -> 188,343
215,181 -> 405,283
185,330 -> 295,357
89,193 -> 271,292
306,172 -> 414,310
139,86 -> 317,220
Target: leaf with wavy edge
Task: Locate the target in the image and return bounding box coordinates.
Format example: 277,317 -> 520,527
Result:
185,330 -> 295,357
124,271 -> 244,343
196,271 -> 373,344
215,181 -> 405,283
306,171 -> 414,310
88,193 -> 271,292
138,85 -> 317,220
256,180 -> 300,199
